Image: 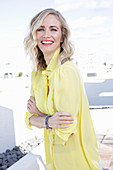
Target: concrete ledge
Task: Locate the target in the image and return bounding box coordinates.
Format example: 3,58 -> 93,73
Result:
7,141 -> 47,170
0,106 -> 15,152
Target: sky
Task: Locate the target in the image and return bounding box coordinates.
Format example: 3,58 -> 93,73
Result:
0,0 -> 113,74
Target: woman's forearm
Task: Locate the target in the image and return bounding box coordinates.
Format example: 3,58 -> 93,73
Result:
30,115 -> 46,128
29,112 -> 74,129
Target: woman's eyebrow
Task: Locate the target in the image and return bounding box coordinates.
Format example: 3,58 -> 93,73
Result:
39,25 -> 59,29
50,26 -> 59,29
39,26 -> 45,28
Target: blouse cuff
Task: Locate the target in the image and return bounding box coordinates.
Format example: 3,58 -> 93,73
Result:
25,112 -> 38,130
54,119 -> 77,145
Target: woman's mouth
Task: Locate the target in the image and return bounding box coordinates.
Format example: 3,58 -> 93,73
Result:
41,40 -> 54,46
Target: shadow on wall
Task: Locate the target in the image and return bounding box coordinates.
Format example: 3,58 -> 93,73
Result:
0,106 -> 16,152
84,79 -> 113,106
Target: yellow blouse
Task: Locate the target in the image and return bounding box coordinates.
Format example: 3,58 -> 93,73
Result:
25,48 -> 100,170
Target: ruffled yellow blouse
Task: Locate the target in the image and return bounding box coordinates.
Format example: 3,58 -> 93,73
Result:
25,48 -> 100,170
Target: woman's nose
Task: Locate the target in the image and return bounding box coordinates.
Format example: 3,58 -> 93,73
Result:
43,29 -> 51,38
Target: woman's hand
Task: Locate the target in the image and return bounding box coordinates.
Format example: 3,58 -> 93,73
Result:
48,112 -> 74,129
27,96 -> 46,117
27,96 -> 39,114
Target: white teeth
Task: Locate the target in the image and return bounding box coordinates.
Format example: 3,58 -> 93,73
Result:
42,41 -> 53,44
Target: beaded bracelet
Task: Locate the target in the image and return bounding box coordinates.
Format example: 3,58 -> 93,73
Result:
45,115 -> 52,130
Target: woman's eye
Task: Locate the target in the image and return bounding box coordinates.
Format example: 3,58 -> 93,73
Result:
37,28 -> 44,31
51,28 -> 57,31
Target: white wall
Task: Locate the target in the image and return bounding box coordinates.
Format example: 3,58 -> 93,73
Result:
0,106 -> 15,152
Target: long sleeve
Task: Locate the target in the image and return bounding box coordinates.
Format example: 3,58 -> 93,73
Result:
53,62 -> 81,145
25,71 -> 38,130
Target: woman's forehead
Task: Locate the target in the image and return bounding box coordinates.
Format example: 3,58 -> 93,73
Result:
41,14 -> 61,26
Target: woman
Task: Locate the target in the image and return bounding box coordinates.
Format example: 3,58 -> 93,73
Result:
24,8 -> 102,170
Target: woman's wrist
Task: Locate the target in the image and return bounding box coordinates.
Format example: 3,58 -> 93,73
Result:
29,115 -> 46,128
47,116 -> 52,127
45,115 -> 52,129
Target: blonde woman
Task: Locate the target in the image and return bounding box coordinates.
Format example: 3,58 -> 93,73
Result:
24,8 -> 102,170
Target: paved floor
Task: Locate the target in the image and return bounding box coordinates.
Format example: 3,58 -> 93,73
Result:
90,108 -> 113,170
96,129 -> 113,170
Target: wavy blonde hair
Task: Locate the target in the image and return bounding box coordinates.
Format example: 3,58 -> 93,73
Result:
24,8 -> 74,71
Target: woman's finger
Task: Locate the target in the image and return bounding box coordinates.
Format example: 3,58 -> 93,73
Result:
27,100 -> 34,106
27,103 -> 32,108
30,96 -> 34,100
28,99 -> 33,104
59,116 -> 74,121
27,106 -> 30,110
27,106 -> 31,112
59,121 -> 74,124
57,125 -> 70,129
58,112 -> 72,117
30,96 -> 35,103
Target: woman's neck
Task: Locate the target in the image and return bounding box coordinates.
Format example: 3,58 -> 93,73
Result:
44,52 -> 54,66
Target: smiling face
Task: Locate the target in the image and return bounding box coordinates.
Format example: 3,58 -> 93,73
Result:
36,14 -> 63,60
